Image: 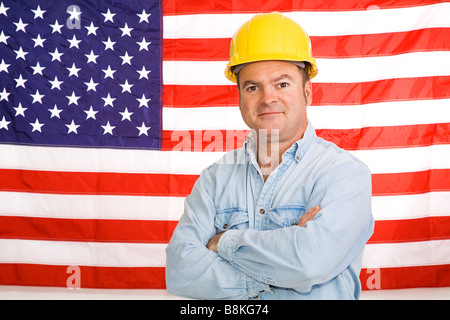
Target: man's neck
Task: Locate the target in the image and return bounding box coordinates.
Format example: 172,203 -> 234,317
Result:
256,121 -> 308,182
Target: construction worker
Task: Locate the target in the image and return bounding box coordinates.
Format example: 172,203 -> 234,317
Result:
166,12 -> 374,300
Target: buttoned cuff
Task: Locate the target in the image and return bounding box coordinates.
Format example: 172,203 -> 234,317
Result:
217,229 -> 242,263
217,229 -> 273,299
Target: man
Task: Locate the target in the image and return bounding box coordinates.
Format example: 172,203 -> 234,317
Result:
165,12 -> 374,300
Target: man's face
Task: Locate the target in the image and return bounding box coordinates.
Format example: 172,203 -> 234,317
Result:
238,61 -> 312,144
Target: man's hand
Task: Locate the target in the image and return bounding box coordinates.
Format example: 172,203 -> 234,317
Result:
296,205 -> 320,227
207,232 -> 225,253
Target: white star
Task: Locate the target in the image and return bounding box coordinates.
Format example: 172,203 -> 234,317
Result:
31,62 -> 45,75
48,104 -> 63,118
85,50 -> 99,64
101,121 -> 115,135
0,30 -> 9,45
67,6 -> 81,21
67,63 -> 81,77
119,79 -> 134,93
0,2 -> 10,16
102,65 -> 116,79
49,47 -> 63,62
136,122 -> 151,136
102,8 -> 116,23
102,36 -> 115,51
137,66 -> 151,79
84,77 -> 98,92
137,94 -> 151,108
119,108 -> 133,121
137,9 -> 151,23
66,120 -> 80,134
31,5 -> 46,19
49,76 -> 63,90
32,34 -> 46,48
14,18 -> 28,33
50,20 -> 64,33
30,119 -> 44,132
119,51 -> 133,65
84,106 -> 98,120
137,37 -> 151,51
30,89 -> 44,104
85,22 -> 98,36
66,91 -> 81,106
0,59 -> 10,73
0,116 -> 11,130
14,46 -> 28,60
101,93 -> 116,107
14,102 -> 27,117
67,34 -> 81,49
120,23 -> 133,37
0,87 -> 10,101
14,74 -> 27,88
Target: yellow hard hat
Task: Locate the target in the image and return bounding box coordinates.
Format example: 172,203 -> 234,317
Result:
225,12 -> 318,83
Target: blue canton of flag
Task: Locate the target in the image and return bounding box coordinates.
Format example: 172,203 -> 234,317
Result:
0,0 -> 162,149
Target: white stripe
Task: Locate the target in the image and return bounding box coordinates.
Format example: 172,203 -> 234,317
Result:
0,192 -> 185,221
163,106 -> 247,130
163,99 -> 450,130
362,239 -> 450,268
2,191 -> 449,222
2,238 -> 448,269
0,239 -> 167,267
308,99 -> 450,130
372,192 -> 450,221
163,3 -> 450,38
163,52 -> 450,85
350,144 -> 450,174
315,52 -> 450,83
0,144 -> 223,174
1,143 -> 449,175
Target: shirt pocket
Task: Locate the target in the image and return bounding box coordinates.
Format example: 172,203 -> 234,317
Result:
268,205 -> 306,228
214,208 -> 249,232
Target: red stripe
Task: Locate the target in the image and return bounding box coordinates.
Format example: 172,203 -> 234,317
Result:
372,169 -> 450,196
162,124 -> 450,151
163,29 -> 450,60
316,123 -> 450,151
360,265 -> 450,290
0,169 -> 198,197
0,264 -> 165,289
2,215 -> 449,245
162,129 -> 251,152
369,217 -> 450,244
0,216 -> 178,244
0,263 -> 448,290
163,76 -> 450,107
0,169 -> 449,197
163,0 -> 442,15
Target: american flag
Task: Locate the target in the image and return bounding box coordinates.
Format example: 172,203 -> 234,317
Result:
0,0 -> 449,293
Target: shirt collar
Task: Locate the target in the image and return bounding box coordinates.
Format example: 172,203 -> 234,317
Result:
244,120 -> 317,163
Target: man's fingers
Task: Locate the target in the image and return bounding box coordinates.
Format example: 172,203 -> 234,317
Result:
297,205 -> 320,227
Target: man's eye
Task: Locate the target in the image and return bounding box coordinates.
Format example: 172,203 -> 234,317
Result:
246,86 -> 257,92
279,82 -> 289,88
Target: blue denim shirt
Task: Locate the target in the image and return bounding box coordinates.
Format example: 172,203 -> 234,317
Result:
165,121 -> 374,300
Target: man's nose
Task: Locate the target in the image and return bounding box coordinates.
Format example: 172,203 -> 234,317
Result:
260,86 -> 278,106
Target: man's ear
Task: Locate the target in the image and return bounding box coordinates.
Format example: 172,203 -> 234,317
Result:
304,80 -> 313,106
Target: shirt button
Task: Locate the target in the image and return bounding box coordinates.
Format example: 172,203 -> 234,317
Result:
259,208 -> 265,214
296,156 -> 300,161
223,224 -> 228,229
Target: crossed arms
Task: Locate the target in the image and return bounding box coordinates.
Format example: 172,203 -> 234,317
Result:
165,161 -> 373,299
